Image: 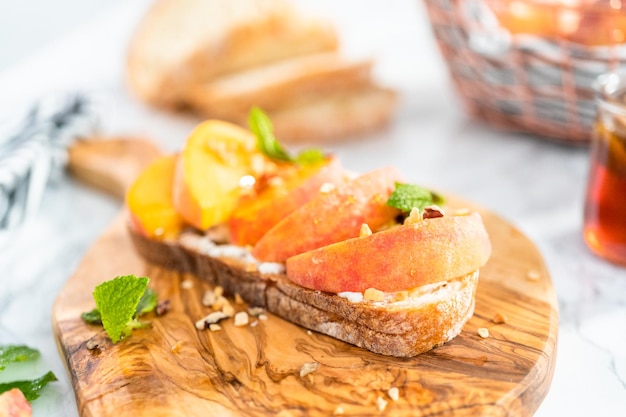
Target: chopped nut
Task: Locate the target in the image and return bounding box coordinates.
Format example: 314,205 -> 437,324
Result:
196,311 -> 230,329
181,280 -> 194,289
307,330 -> 313,335
376,396 -> 388,411
170,340 -> 184,354
423,205 -> 445,219
214,286 -> 224,297
250,320 -> 259,327
404,207 -> 422,225
364,288 -> 385,302
222,303 -> 235,317
477,327 -> 489,338
492,313 -> 508,324
258,314 -> 268,321
234,311 -> 249,327
299,361 -> 319,377
248,307 -> 265,316
319,182 -> 336,193
213,295 -> 230,311
234,293 -> 245,304
156,299 -> 171,316
527,270 -> 541,281
333,405 -> 345,415
209,324 -> 222,332
202,290 -> 217,307
86,339 -> 100,350
387,387 -> 400,401
359,223 -> 372,237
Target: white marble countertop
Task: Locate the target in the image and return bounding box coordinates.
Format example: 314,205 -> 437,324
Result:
0,1 -> 625,416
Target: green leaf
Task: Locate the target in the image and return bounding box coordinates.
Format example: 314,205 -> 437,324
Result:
135,288 -> 158,316
387,183 -> 445,213
249,107 -> 292,162
80,309 -> 102,325
93,275 -> 150,343
0,371 -> 57,401
0,345 -> 40,373
248,107 -> 325,165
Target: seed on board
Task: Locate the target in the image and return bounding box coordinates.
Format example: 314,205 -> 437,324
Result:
234,311 -> 249,327
492,312 -> 508,324
477,327 -> 489,338
377,396 -> 388,411
387,387 -> 400,401
300,362 -> 319,377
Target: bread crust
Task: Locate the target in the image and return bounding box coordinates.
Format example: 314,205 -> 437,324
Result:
129,225 -> 478,357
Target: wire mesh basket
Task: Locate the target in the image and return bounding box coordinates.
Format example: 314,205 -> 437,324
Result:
423,0 -> 626,145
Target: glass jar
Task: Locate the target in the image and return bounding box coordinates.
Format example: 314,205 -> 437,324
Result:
583,71 -> 626,266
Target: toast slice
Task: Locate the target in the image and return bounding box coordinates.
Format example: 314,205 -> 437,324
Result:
126,0 -> 338,107
128,226 -> 479,357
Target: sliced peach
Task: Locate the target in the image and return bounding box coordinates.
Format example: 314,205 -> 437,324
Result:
0,388 -> 32,417
126,155 -> 185,240
173,120 -> 264,230
286,212 -> 492,293
252,166 -> 403,262
228,156 -> 347,246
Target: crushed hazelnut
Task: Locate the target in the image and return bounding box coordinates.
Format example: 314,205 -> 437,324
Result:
477,327 -> 489,338
181,280 -> 194,289
156,299 -> 171,316
527,270 -> 541,281
170,340 -> 184,354
387,387 -> 400,401
234,293 -> 245,304
248,307 -> 265,316
234,311 -> 249,327
492,313 -> 508,324
209,324 -> 221,332
202,290 -> 217,307
364,288 -> 385,302
299,362 -> 319,377
359,223 -> 373,237
423,205 -> 445,219
376,396 -> 388,411
213,295 -> 230,311
214,286 -> 224,297
404,208 -> 422,225
85,339 -> 100,350
258,314 -> 268,321
196,311 -> 230,329
222,303 -> 235,317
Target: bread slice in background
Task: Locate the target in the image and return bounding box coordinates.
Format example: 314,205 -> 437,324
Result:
126,0 -> 397,142
127,0 -> 338,107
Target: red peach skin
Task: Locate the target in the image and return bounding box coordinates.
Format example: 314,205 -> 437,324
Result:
285,212 -> 492,293
252,166 -> 403,262
228,157 -> 347,246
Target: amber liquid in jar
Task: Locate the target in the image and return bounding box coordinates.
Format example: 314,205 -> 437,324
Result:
584,115 -> 626,266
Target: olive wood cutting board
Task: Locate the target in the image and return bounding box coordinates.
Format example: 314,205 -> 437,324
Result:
52,140 -> 558,417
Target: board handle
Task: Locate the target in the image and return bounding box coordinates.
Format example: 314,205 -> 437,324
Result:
67,137 -> 162,200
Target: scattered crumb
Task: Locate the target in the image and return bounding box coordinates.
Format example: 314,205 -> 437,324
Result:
209,324 -> 221,332
333,405 -> 344,415
213,295 -> 230,311
170,340 -> 184,354
526,270 -> 541,281
202,290 -> 217,307
214,286 -> 224,297
234,311 -> 249,327
258,314 -> 268,321
248,307 -> 265,316
307,330 -> 313,336
492,312 -> 508,324
234,293 -> 245,304
250,320 -> 259,327
156,299 -> 171,316
85,339 -> 100,350
387,387 -> 400,401
477,327 -> 490,338
181,280 -> 194,289
196,311 -> 230,329
376,396 -> 388,411
359,223 -> 372,237
222,303 -> 235,317
364,288 -> 385,302
300,362 -> 319,377
404,207 -> 422,225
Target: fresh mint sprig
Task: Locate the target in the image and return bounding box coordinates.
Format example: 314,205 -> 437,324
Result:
82,275 -> 155,343
0,345 -> 57,402
386,183 -> 445,214
248,107 -> 325,165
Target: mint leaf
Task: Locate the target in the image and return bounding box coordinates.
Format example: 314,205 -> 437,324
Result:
136,287 -> 158,316
387,183 -> 445,213
93,275 -> 150,343
0,371 -> 57,401
0,345 -> 40,373
248,107 -> 325,165
80,309 -> 102,325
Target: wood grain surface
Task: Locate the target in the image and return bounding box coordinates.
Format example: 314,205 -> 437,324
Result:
52,201 -> 558,417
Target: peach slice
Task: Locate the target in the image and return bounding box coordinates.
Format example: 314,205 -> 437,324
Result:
252,166 -> 403,262
126,155 -> 185,240
0,388 -> 32,417
285,212 -> 492,293
173,120 -> 264,230
228,156 -> 347,246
